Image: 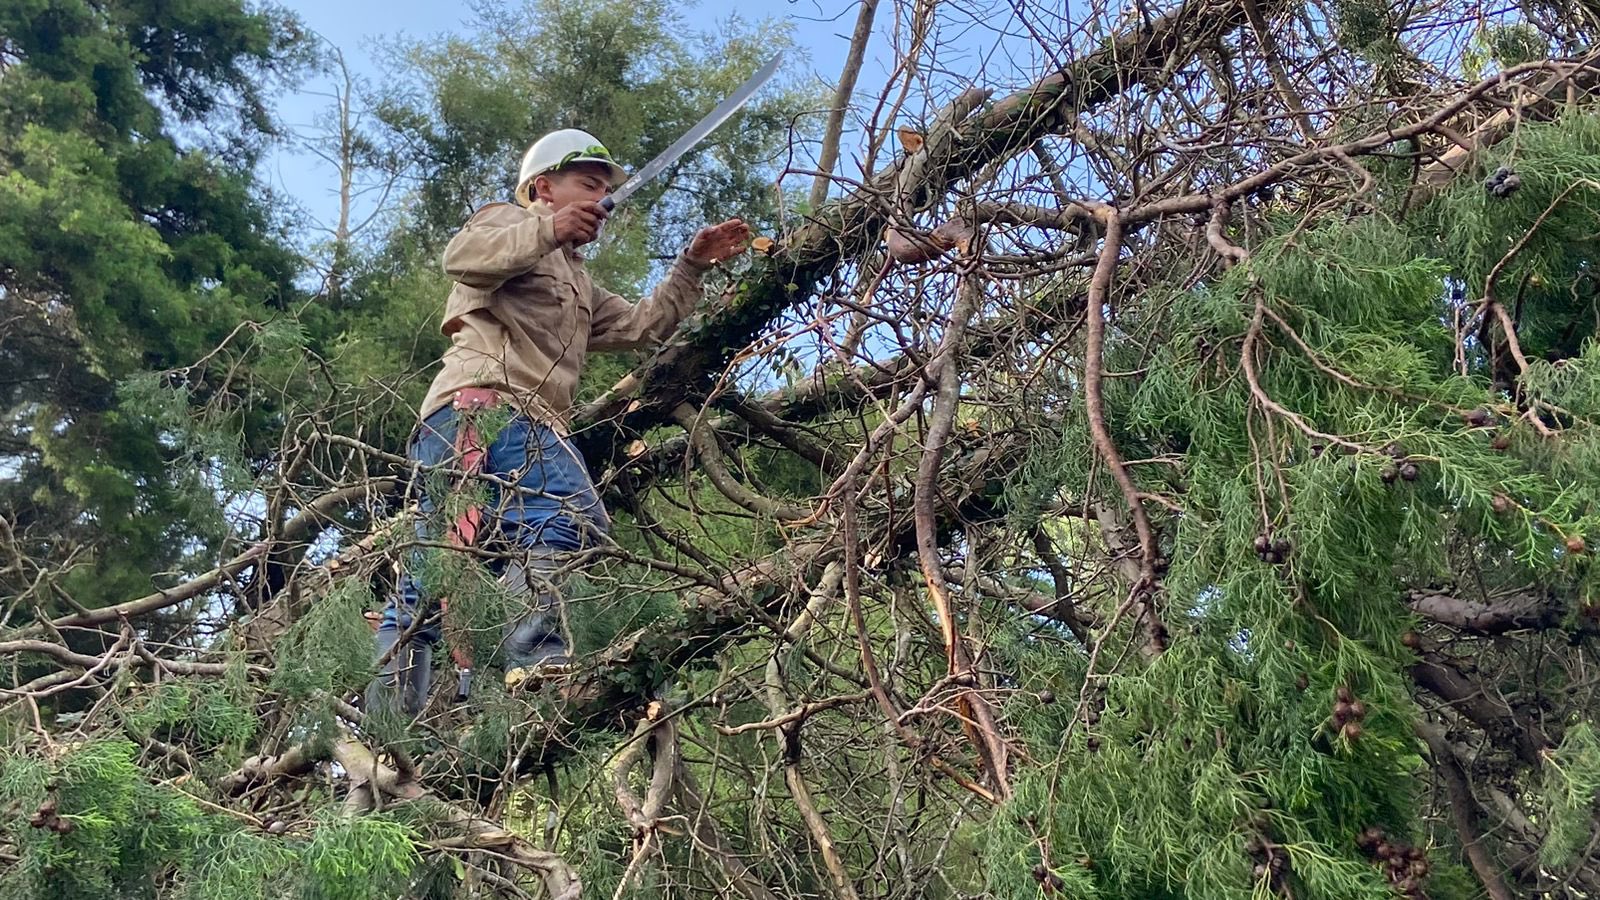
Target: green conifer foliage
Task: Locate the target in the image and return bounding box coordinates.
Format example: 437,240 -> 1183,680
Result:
0,0 -> 310,611
8,1 -> 1600,898
980,112 -> 1600,898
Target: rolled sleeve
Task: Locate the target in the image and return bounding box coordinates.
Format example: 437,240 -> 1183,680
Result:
441,203 -> 560,291
587,254 -> 709,351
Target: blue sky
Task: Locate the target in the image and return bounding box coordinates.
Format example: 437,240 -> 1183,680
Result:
265,0 -> 867,234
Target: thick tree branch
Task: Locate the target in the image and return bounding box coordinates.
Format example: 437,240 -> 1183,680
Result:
1408,588 -> 1561,634
1083,213 -> 1164,651
332,733 -> 582,900
1418,720 -> 1517,900
1410,651 -> 1552,769
912,272 -> 1011,795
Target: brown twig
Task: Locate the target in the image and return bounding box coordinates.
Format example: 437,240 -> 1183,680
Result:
910,269 -> 1013,795
1082,212 -> 1164,649
809,0 -> 882,211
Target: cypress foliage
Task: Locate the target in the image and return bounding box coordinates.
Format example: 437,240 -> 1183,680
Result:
7,1 -> 1600,898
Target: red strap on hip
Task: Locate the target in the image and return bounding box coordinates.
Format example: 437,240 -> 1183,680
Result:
445,388 -> 500,548
441,389 -> 501,670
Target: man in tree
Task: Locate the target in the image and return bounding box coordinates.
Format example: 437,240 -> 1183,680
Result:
369,128 -> 750,715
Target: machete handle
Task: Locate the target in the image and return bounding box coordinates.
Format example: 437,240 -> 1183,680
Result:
599,195 -> 616,213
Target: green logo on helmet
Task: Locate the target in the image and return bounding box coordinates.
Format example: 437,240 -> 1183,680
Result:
555,145 -> 614,170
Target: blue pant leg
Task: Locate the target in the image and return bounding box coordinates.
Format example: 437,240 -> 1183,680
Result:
370,407 -> 458,714
488,418 -> 610,551
490,419 -> 611,669
377,406 -> 459,640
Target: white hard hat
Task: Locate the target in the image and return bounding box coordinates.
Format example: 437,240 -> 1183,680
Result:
514,128 -> 628,205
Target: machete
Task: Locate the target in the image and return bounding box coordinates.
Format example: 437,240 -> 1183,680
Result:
599,52 -> 783,212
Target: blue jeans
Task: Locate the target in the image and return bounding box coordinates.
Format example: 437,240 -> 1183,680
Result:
371,406 -> 608,711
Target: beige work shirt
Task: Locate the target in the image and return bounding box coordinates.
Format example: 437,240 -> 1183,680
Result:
419,200 -> 710,431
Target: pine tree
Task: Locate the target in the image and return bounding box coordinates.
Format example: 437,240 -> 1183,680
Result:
0,0 -> 311,611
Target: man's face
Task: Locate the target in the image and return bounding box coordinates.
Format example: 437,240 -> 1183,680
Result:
533,162 -> 613,210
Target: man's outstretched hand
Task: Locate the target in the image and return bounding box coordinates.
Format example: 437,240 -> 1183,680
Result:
685,218 -> 751,267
